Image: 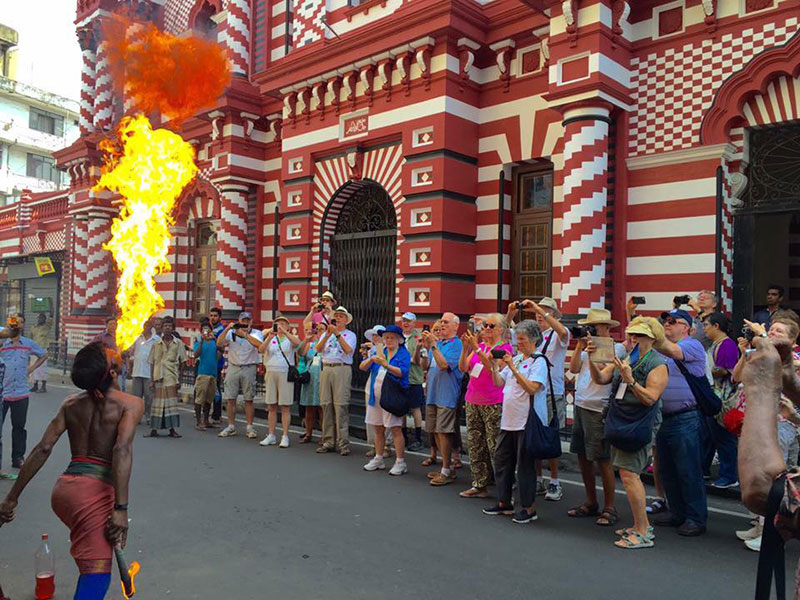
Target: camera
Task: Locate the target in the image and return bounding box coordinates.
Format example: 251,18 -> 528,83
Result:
490,348 -> 508,359
330,319 -> 338,327
315,303 -> 325,312
422,324 -> 430,332
570,325 -> 597,338
673,294 -> 691,306
742,326 -> 755,342
631,296 -> 646,305
272,322 -> 278,333
515,301 -> 524,310
232,323 -> 247,330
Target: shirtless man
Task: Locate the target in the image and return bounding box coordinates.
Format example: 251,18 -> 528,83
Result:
0,341 -> 143,600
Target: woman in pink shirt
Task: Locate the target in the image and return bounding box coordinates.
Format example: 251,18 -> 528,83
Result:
458,313 -> 514,499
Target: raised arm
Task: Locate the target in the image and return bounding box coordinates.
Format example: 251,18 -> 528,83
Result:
569,338 -> 586,374
0,401 -> 68,524
739,337 -> 786,515
217,324 -> 233,349
106,398 -> 144,549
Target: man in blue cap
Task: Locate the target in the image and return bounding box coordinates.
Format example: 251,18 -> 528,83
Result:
650,308 -> 709,536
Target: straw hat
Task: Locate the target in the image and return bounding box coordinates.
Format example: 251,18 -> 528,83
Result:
577,308 -> 620,327
333,306 -> 354,324
625,317 -> 656,339
320,291 -> 336,302
274,315 -> 290,326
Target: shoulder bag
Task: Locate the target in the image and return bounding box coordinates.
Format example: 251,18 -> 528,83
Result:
523,354 -> 562,460
380,366 -> 410,417
277,339 -> 309,384
675,357 -> 721,417
603,357 -> 660,453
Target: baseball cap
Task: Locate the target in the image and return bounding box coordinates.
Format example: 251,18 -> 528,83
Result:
660,308 -> 692,326
401,312 -> 417,321
239,311 -> 252,320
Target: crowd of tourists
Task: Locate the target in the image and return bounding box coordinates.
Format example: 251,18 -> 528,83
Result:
0,285 -> 797,552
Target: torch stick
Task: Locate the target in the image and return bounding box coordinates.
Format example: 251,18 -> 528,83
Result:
114,545 -> 140,598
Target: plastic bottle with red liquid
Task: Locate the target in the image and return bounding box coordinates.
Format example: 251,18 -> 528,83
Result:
34,533 -> 55,600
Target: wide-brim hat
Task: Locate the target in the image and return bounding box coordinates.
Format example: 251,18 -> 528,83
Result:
364,325 -> 386,340
274,315 -> 290,326
538,297 -> 562,319
333,306 -> 354,324
578,308 -> 620,327
321,291 -> 336,302
382,324 -> 405,343
626,318 -> 656,339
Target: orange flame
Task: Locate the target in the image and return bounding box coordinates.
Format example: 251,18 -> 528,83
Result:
103,18 -> 231,123
122,560 -> 140,599
94,115 -> 197,350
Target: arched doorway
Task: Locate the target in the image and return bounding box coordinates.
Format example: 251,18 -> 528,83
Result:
327,180 -> 397,387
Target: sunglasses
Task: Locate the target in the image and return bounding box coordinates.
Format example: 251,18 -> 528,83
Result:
484,323 -> 497,329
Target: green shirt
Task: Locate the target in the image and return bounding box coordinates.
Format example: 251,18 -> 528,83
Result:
405,329 -> 424,385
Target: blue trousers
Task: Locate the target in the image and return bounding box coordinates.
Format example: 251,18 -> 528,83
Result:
702,416 -> 738,482
74,573 -> 110,599
656,410 -> 708,527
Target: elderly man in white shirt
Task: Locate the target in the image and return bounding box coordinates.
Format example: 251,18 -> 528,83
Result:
217,312 -> 264,439
129,317 -> 161,425
316,307 -> 358,456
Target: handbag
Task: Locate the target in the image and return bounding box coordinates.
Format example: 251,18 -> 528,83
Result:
604,399 -> 659,452
674,358 -> 721,416
523,354 -> 562,460
380,373 -> 410,417
277,339 -> 310,384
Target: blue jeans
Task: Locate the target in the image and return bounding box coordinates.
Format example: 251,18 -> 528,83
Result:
702,416 -> 738,482
656,410 -> 707,527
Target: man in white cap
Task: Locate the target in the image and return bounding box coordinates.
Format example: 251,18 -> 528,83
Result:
567,308 -> 627,526
509,297 -> 569,501
317,307 -> 358,455
401,312 -> 425,451
216,311 -> 264,439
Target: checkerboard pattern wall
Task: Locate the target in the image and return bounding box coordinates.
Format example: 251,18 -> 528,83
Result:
292,0 -> 325,48
630,16 -> 800,156
163,0 -> 200,35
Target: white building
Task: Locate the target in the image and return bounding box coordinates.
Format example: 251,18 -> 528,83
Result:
0,24 -> 78,206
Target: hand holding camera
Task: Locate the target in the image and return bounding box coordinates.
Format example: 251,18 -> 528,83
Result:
673,294 -> 691,307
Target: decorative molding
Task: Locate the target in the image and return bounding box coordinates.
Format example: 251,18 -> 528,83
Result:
489,39 -> 516,93
626,143 -> 735,169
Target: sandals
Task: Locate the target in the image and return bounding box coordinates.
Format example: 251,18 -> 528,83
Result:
452,456 -> 463,469
460,487 -> 489,499
614,530 -> 654,549
567,503 -> 599,518
615,525 -> 655,540
195,424 -> 207,432
168,430 -> 182,438
299,434 -> 313,444
647,498 -> 668,514
421,457 -> 438,467
596,506 -> 619,526
143,431 -> 160,438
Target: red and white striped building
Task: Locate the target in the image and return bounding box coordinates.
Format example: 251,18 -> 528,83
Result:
4,0 -> 799,351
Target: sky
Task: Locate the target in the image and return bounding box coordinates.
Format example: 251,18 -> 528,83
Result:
3,0 -> 82,101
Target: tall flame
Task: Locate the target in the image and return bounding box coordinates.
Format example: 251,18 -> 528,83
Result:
94,115 -> 197,350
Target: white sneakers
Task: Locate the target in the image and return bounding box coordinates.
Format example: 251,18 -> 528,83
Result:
389,460 -> 408,476
246,425 -> 258,439
364,456 -> 408,475
736,522 -> 762,541
364,456 -> 386,471
279,435 -> 290,448
745,536 -> 762,552
218,425 -> 236,438
259,434 -> 277,447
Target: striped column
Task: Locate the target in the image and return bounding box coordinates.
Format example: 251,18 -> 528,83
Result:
93,40 -> 113,130
85,214 -> 112,313
72,216 -> 89,313
558,105 -> 610,314
216,184 -> 249,313
222,0 -> 252,77
76,27 -> 96,136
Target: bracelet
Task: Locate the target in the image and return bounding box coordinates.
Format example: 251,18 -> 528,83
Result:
114,503 -> 128,511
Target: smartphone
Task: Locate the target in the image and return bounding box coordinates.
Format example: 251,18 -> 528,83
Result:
490,348 -> 507,359
467,321 -> 475,334
631,296 -> 646,305
272,322 -> 278,333
422,324 -> 430,332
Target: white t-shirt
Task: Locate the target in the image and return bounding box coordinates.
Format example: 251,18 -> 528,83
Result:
574,342 -> 628,412
499,354 -> 548,431
224,328 -> 264,366
321,329 -> 357,365
537,328 -> 570,396
263,336 -> 296,371
131,333 -> 160,379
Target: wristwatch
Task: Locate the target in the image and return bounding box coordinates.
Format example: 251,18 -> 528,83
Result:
544,312 -> 551,318
114,503 -> 128,511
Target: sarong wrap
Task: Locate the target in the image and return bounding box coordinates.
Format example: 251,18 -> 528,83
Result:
51,458 -> 114,574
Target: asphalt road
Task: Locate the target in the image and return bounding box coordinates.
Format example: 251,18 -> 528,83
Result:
0,383 -> 794,600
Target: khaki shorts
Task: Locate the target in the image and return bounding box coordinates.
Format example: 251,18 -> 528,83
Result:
264,369 -> 294,406
194,374 -> 217,406
425,404 -> 457,434
223,364 -> 256,402
569,405 -> 610,461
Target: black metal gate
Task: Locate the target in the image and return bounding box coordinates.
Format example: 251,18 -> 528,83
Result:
329,182 -> 397,389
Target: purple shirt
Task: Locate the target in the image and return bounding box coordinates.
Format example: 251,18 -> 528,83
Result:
660,337 -> 707,415
711,337 -> 739,370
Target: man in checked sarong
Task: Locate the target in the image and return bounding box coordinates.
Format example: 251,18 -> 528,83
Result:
145,315 -> 186,439
0,342 -> 143,599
